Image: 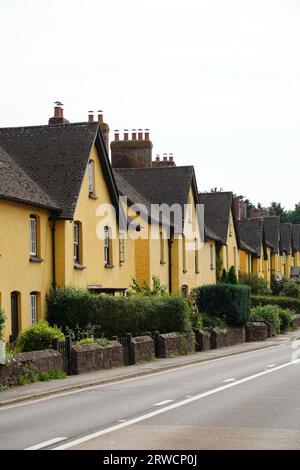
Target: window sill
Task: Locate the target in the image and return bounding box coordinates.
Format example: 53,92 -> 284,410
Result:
89,193 -> 98,200
105,264 -> 115,269
74,263 -> 86,270
30,256 -> 44,263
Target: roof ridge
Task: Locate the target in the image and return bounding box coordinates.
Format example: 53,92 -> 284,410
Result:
0,122 -> 99,131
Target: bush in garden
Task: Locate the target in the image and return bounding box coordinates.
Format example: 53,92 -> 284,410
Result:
220,269 -> 228,284
15,321 -> 65,352
278,308 -> 293,333
0,308 -> 6,340
47,286 -> 193,337
194,284 -> 251,326
252,295 -> 300,313
201,313 -> 228,333
239,272 -> 270,295
280,280 -> 300,298
249,305 -> 280,335
226,266 -> 238,285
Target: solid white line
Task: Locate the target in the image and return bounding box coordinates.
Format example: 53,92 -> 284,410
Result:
0,341 -> 288,412
265,364 -> 276,368
25,437 -> 67,450
153,399 -> 174,406
53,359 -> 298,450
222,378 -> 236,383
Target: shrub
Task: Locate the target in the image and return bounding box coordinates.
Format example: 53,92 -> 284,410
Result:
16,321 -> 65,352
0,308 -> 6,340
280,280 -> 300,298
201,313 -> 228,333
194,284 -> 251,326
226,266 -> 238,285
239,273 -> 270,295
129,275 -> 168,296
271,276 -> 286,296
252,295 -> 300,314
249,305 -> 280,334
47,287 -> 192,337
79,337 -> 110,347
278,308 -> 293,333
220,269 -> 227,283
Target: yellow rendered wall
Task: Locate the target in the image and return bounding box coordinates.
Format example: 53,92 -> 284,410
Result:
58,144 -> 135,290
222,210 -> 239,275
0,200 -> 52,341
264,247 -> 271,285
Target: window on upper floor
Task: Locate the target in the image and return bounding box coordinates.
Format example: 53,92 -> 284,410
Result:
119,232 -> 125,265
74,221 -> 82,265
182,235 -> 187,273
29,215 -> 37,257
160,228 -> 165,264
104,226 -> 113,267
282,253 -> 286,265
30,292 -> 39,325
88,160 -> 95,195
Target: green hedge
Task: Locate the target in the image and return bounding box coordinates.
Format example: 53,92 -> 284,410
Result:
16,321 -> 65,352
47,287 -> 192,337
252,295 -> 300,314
193,284 -> 251,326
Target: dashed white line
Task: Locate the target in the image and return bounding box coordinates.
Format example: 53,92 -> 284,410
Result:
53,359 -> 297,450
153,399 -> 174,406
222,378 -> 236,383
25,437 -> 67,450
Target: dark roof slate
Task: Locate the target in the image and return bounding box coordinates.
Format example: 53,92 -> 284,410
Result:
238,218 -> 264,257
263,216 -> 280,253
292,224 -> 300,252
280,223 -> 292,254
198,192 -> 238,245
0,122 -> 105,218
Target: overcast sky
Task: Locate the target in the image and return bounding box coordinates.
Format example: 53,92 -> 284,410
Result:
0,0 -> 299,209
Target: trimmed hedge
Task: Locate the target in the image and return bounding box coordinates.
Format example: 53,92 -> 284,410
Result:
193,284 -> 251,326
252,295 -> 300,314
47,287 -> 192,337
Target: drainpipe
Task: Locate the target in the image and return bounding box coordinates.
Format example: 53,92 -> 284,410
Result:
168,231 -> 174,294
51,219 -> 57,290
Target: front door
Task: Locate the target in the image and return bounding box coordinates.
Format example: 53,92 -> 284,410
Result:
11,292 -> 19,341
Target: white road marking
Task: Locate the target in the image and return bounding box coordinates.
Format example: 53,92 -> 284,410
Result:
153,399 -> 174,406
0,341 -> 288,412
25,437 -> 67,450
118,419 -> 127,423
53,359 -> 298,450
222,378 -> 236,383
265,364 -> 276,368
185,395 -> 193,398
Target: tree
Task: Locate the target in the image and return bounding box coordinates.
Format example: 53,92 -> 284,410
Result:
226,266 -> 238,284
288,203 -> 300,224
268,202 -> 290,223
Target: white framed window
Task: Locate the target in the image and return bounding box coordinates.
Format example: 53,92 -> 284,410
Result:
182,235 -> 187,272
30,216 -> 37,256
160,228 -> 165,264
88,160 -> 95,194
74,222 -> 80,263
119,232 -> 125,264
30,293 -> 37,325
104,226 -> 110,265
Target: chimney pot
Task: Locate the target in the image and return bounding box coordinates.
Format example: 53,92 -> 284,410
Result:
124,129 -> 129,141
163,153 -> 168,162
156,155 -> 160,162
88,111 -> 94,123
138,129 -> 143,141
132,129 -> 137,141
114,129 -> 120,141
144,128 -> 150,140
97,110 -> 103,123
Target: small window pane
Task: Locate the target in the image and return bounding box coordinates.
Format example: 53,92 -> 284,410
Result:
104,227 -> 110,265
30,293 -> 37,325
30,216 -> 37,256
88,160 -> 95,194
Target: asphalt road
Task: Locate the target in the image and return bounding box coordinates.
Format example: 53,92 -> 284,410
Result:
0,336 -> 299,450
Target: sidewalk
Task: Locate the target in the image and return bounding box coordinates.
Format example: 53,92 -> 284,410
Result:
1,330 -> 299,407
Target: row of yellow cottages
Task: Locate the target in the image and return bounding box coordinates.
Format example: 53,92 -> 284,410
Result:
0,105 -> 299,342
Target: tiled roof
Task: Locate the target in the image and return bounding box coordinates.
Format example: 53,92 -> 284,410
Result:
292,224 -> 300,252
0,122 -> 119,219
263,216 -> 280,253
238,218 -> 264,257
280,223 -> 292,254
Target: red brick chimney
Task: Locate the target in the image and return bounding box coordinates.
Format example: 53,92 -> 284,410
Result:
152,152 -> 176,167
48,101 -> 70,125
88,111 -> 94,123
97,110 -> 110,155
111,127 -> 153,169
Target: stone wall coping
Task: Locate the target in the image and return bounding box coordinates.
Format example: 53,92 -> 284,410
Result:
132,336 -> 153,344
160,332 -> 180,339
72,341 -> 121,352
1,349 -> 61,366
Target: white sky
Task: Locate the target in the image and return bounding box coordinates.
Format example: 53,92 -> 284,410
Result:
0,0 -> 300,209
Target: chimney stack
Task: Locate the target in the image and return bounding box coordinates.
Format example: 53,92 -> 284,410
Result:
169,153 -> 174,162
156,155 -> 160,162
110,126 -> 153,169
124,129 -> 129,141
88,111 -> 94,123
97,110 -> 103,123
48,101 -> 70,126
138,129 -> 143,141
132,129 -> 137,141
145,129 -> 150,140
114,129 -> 120,141
163,153 -> 168,162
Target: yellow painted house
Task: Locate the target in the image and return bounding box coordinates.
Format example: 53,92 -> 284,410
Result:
291,224 -> 300,278
238,217 -> 270,284
263,216 -> 281,280
199,192 -> 240,280
0,106 -> 135,342
114,166 -> 217,295
279,223 -> 293,278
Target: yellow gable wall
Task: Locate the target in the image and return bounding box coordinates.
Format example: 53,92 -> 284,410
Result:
222,209 -> 239,274
55,144 -> 135,290
264,247 -> 271,285
0,200 -> 52,341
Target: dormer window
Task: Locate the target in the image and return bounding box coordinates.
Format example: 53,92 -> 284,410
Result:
88,160 -> 95,195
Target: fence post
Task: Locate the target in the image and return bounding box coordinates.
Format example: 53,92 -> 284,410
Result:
93,325 -> 101,339
154,331 -> 160,358
66,336 -> 72,375
126,333 -> 134,365
52,338 -> 59,351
